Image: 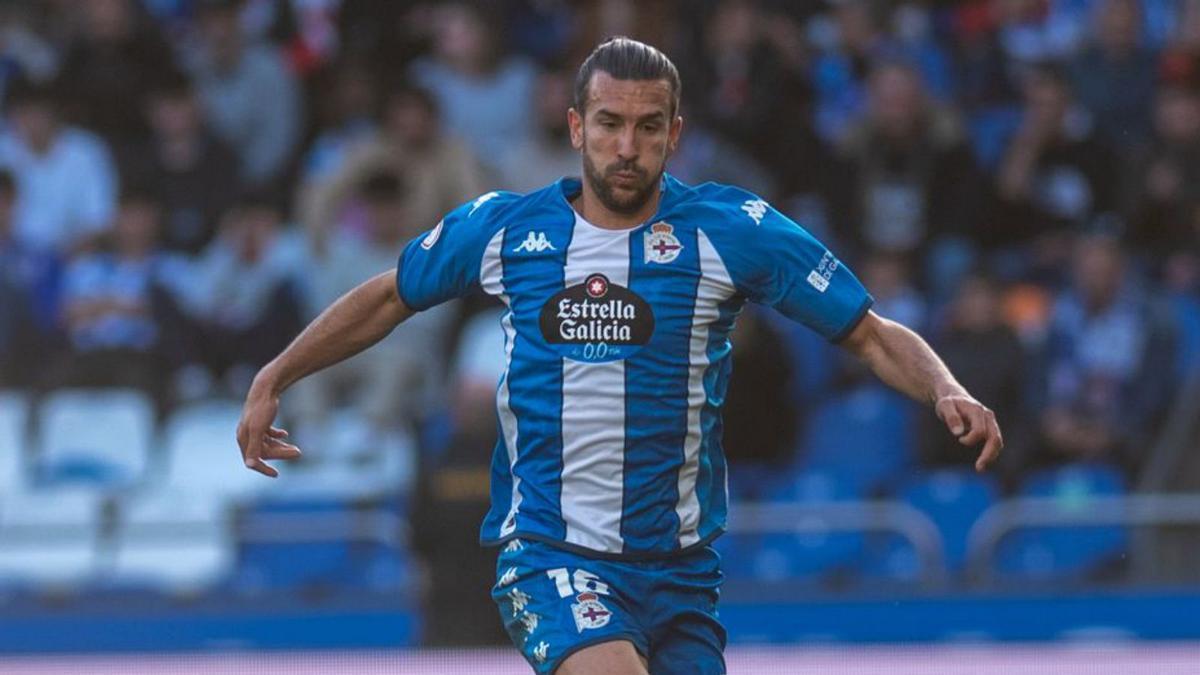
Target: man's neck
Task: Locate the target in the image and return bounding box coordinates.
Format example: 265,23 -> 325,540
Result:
573,181 -> 661,231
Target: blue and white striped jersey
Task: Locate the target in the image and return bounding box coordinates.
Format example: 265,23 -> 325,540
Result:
397,174 -> 873,559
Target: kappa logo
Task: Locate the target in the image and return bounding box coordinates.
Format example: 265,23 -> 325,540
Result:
644,221 -> 683,264
741,198 -> 769,225
532,641 -> 549,664
513,231 -> 556,253
508,588 -> 532,615
503,538 -> 523,553
571,592 -> 612,632
469,191 -> 500,217
499,566 -> 519,587
518,611 -> 540,638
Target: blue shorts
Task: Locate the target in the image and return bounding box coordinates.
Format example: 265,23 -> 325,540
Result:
491,539 -> 726,674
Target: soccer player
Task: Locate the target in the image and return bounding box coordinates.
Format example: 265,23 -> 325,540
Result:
237,37 -> 1003,675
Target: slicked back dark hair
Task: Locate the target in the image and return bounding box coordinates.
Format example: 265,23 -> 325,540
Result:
574,37 -> 681,117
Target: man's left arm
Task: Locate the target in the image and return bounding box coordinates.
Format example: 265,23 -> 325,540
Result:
838,310 -> 1004,473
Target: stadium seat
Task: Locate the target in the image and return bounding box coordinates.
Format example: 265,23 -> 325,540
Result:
0,391 -> 29,492
36,388 -> 155,488
107,489 -> 235,594
233,498 -> 409,593
722,469 -> 865,584
865,468 -> 1000,583
0,487 -> 104,589
995,462 -> 1129,581
798,384 -> 916,494
162,399 -> 266,501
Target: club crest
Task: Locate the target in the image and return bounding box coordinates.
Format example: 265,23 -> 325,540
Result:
644,221 -> 683,264
570,592 -> 612,632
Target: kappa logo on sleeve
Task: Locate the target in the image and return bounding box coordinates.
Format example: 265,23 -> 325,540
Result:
740,199 -> 769,225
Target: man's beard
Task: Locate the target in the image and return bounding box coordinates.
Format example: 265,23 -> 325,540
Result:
582,150 -> 661,216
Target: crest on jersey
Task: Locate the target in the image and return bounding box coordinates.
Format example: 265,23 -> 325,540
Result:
644,221 -> 683,264
570,592 -> 612,632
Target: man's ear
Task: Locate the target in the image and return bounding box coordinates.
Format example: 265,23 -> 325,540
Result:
568,107 -> 584,151
667,114 -> 684,156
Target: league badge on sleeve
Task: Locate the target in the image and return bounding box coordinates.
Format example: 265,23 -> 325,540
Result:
571,592 -> 612,632
644,221 -> 683,264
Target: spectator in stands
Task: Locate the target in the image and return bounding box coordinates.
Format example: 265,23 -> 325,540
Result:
408,1 -> 537,177
300,83 -> 484,254
0,78 -> 117,257
858,250 -> 927,331
1036,232 -> 1177,478
122,71 -> 239,255
288,170 -> 455,441
681,0 -> 812,186
811,0 -> 953,142
185,0 -> 301,189
1069,0 -> 1158,150
159,193 -> 303,400
721,306 -> 797,485
0,169 -> 58,387
832,60 -> 980,260
411,303 -> 508,647
299,60 -> 378,185
497,67 -> 580,194
41,191 -> 169,403
992,65 -> 1116,258
1124,82 -> 1200,268
55,0 -> 177,151
921,274 -> 1027,489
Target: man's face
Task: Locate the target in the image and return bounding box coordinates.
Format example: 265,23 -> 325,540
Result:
568,71 -> 682,216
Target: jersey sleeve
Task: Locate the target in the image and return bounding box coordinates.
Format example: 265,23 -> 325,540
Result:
396,191 -> 509,311
708,191 -> 873,342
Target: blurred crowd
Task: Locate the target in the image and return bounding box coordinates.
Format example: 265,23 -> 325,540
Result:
1,0 -> 1198,509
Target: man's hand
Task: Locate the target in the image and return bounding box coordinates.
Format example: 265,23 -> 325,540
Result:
935,394 -> 1003,473
236,375 -> 302,478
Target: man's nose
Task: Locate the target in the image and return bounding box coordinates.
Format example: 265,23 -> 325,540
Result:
616,126 -> 638,160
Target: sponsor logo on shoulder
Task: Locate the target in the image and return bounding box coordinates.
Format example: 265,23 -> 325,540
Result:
741,198 -> 768,225
513,231 -> 556,253
644,221 -> 683,264
807,250 -> 839,293
571,592 -> 612,632
420,219 -> 444,250
539,273 -> 654,363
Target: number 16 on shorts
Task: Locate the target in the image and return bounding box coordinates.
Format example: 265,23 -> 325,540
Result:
547,568 -> 614,632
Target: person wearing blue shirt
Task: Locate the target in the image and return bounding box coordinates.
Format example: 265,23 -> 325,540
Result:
237,37 -> 1003,675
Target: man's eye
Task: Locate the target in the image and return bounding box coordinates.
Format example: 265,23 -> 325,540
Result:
642,124 -> 660,132
600,121 -> 618,129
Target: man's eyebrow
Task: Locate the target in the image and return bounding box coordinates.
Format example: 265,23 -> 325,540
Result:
592,109 -> 667,123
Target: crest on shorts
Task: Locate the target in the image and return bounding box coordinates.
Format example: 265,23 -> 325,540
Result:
644,221 -> 683,264
570,592 -> 612,632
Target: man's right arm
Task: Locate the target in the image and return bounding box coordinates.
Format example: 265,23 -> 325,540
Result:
236,269 -> 413,477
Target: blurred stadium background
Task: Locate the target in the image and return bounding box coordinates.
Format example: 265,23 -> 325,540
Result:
3,0 -> 1200,672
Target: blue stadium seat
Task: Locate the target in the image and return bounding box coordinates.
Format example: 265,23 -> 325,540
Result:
864,468 -> 1000,583
36,388 -> 155,489
968,105 -> 1022,170
233,498 -> 410,594
798,385 -> 916,494
995,462 -> 1129,581
721,469 -> 865,584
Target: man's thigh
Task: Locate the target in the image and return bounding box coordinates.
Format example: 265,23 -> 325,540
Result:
556,639 -> 648,675
491,540 -> 650,674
